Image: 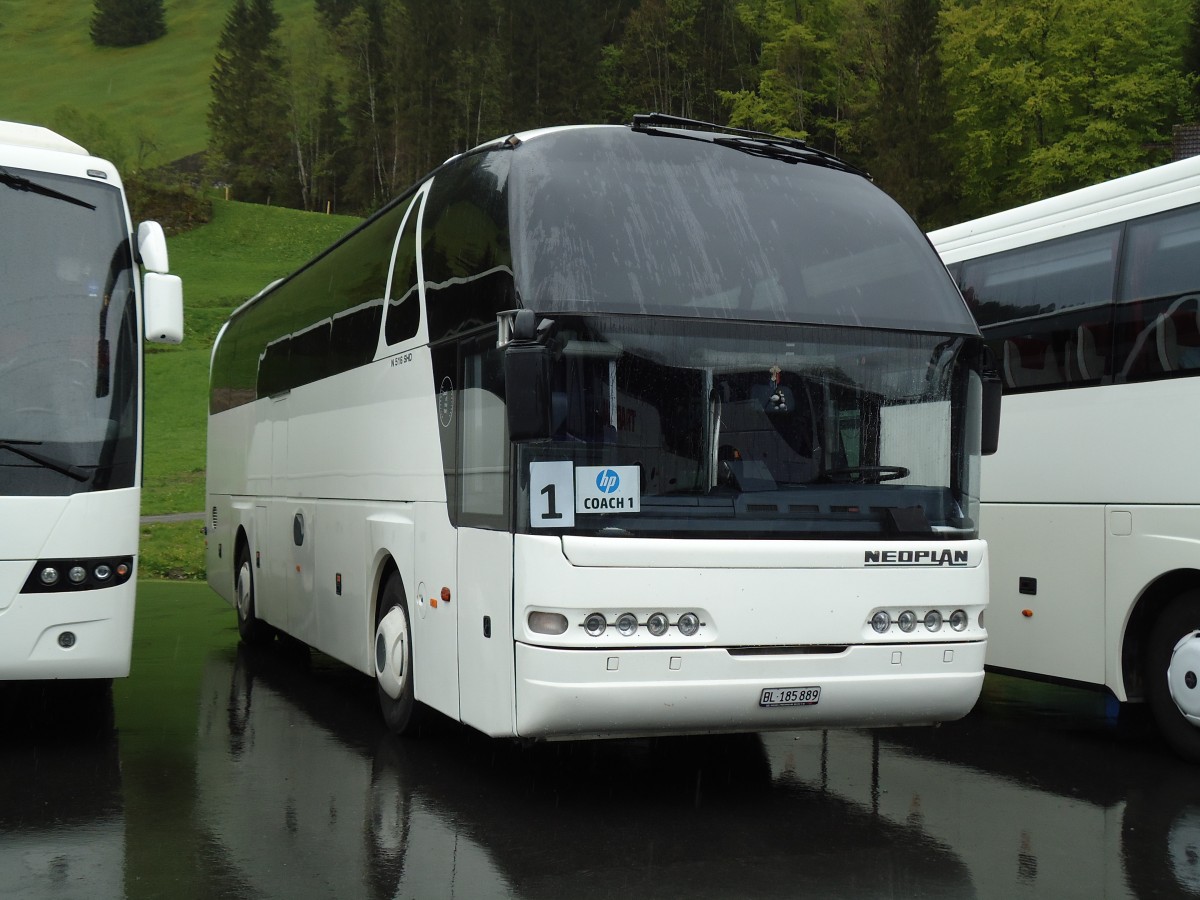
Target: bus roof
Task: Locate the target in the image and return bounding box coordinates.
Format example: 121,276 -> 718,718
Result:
0,121 -> 89,156
930,155 -> 1200,264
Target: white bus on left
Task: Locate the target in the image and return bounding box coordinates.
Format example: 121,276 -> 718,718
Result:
0,121 -> 183,682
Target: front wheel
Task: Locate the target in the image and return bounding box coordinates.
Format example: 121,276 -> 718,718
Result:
375,573 -> 422,735
1146,592 -> 1200,763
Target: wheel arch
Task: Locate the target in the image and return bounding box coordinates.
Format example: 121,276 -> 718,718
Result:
1122,568 -> 1200,701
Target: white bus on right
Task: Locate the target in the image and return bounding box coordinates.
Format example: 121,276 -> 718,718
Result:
929,155 -> 1200,762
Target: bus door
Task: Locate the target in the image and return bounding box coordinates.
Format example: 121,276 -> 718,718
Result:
455,333 -> 516,734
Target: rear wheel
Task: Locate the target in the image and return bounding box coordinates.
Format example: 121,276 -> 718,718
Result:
1146,592 -> 1200,763
235,544 -> 272,646
375,573 -> 422,734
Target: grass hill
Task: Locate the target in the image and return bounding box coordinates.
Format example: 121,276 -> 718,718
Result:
140,199 -> 361,577
0,1 -> 362,578
0,0 -> 313,165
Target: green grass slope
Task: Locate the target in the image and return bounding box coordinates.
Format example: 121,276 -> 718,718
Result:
0,0 -> 313,163
141,199 -> 360,577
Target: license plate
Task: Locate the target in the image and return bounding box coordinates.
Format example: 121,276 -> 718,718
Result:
760,686 -> 821,707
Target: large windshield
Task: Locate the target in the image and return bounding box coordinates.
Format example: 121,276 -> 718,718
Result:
516,316 -> 983,539
508,127 -> 975,334
0,167 -> 138,496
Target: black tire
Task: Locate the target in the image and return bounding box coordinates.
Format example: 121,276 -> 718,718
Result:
235,543 -> 272,646
1146,592 -> 1200,763
375,573 -> 422,735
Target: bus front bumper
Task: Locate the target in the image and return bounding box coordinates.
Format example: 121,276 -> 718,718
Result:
0,576 -> 135,680
514,640 -> 986,740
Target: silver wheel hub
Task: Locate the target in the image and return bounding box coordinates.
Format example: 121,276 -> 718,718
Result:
1167,630 -> 1200,725
236,563 -> 252,619
375,607 -> 408,700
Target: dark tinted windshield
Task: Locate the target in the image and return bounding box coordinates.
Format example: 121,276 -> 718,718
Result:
509,127 -> 974,334
516,316 -> 984,539
0,168 -> 137,495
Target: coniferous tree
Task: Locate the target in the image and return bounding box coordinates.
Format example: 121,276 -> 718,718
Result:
90,0 -> 167,48
858,0 -> 957,227
1186,0 -> 1200,110
207,0 -> 295,204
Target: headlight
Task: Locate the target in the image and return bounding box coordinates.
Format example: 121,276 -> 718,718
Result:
870,611 -> 891,634
924,610 -> 943,632
528,611 -> 568,635
677,612 -> 701,637
647,612 -> 669,637
583,613 -> 607,637
949,609 -> 969,632
897,610 -> 917,633
616,612 -> 639,637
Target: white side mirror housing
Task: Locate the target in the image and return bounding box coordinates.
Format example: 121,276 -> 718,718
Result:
144,272 -> 184,344
137,221 -> 170,274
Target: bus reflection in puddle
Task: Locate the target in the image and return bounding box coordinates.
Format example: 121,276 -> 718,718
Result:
0,681 -> 123,899
196,643 -> 975,899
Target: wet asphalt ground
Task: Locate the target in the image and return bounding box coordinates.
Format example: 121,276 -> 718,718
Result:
1,581 -> 1197,899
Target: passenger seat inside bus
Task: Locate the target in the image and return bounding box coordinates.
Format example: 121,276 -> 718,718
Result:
1002,337 -> 1062,389
1155,294 -> 1200,372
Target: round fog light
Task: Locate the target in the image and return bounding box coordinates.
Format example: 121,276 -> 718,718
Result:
616,613 -> 639,636
58,631 -> 76,649
677,612 -> 701,637
583,613 -> 607,637
949,609 -> 969,632
870,611 -> 891,634
647,612 -> 669,636
94,564 -> 113,581
897,610 -> 917,633
40,567 -> 60,586
528,611 -> 568,635
924,610 -> 943,632
68,566 -> 87,584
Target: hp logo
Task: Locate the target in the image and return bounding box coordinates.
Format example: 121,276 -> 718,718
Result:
596,469 -> 620,493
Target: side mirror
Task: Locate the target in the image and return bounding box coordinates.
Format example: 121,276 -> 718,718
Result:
137,221 -> 170,274
504,342 -> 552,442
144,272 -> 184,344
981,373 -> 1001,456
502,310 -> 556,442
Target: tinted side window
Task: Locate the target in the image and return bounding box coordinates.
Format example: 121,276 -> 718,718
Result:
422,150 -> 514,345
211,196 -> 411,412
1115,205 -> 1200,381
385,194 -> 422,346
955,227 -> 1119,393
458,332 -> 510,529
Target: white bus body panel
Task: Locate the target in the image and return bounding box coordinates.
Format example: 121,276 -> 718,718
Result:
932,154 -> 1200,264
0,489 -> 140,679
510,534 -> 987,739
977,379 -> 1200,697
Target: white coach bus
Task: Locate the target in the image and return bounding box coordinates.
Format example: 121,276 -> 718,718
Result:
206,115 -> 998,739
930,154 -> 1200,761
0,121 -> 183,681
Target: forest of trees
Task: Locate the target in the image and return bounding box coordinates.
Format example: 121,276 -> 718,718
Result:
206,0 -> 1200,227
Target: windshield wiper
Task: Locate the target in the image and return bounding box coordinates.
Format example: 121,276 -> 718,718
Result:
0,440 -> 90,482
0,167 -> 96,211
710,136 -> 867,177
630,113 -> 869,178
